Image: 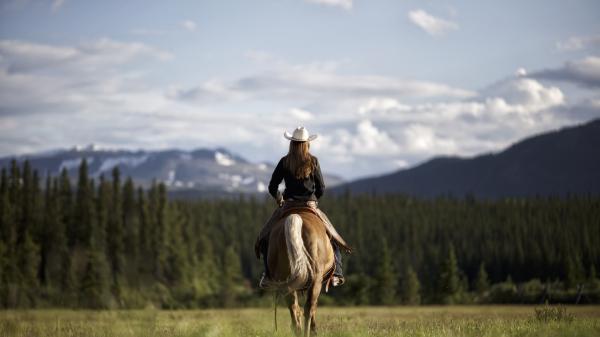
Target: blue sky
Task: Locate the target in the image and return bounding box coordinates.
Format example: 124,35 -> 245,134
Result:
1,0 -> 599,179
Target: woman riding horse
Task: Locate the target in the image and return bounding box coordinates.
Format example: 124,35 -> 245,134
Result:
254,126 -> 349,287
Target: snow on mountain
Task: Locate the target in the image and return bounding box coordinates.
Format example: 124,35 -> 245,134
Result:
59,157 -> 95,171
215,151 -> 235,166
73,143 -> 103,152
0,146 -> 345,198
95,155 -> 149,175
165,169 -> 176,186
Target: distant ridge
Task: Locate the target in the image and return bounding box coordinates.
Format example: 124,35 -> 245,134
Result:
0,146 -> 344,198
333,119 -> 600,198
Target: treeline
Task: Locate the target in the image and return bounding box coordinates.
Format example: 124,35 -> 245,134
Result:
321,194 -> 600,305
0,159 -> 599,308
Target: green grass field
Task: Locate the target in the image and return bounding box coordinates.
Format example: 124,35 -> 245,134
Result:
1,306 -> 599,337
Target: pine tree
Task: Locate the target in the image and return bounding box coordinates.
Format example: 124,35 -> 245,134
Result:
374,239 -> 397,305
221,245 -> 243,307
565,254 -> 584,289
15,164 -> 41,307
0,167 -> 15,308
401,265 -> 421,305
19,160 -> 33,241
588,264 -> 600,291
0,167 -> 11,248
73,159 -> 93,247
122,177 -> 139,284
195,231 -> 220,299
39,175 -> 53,287
79,249 -> 110,309
137,186 -> 152,278
353,272 -> 372,305
164,203 -> 188,286
79,171 -> 110,309
95,175 -> 109,252
58,168 -> 74,247
475,262 -> 490,294
151,182 -> 168,281
56,170 -> 75,301
439,245 -> 461,304
30,169 -> 43,239
46,178 -> 71,301
17,231 -> 40,307
8,160 -> 21,212
107,167 -> 124,292
0,167 -> 6,199
1,161 -> 21,307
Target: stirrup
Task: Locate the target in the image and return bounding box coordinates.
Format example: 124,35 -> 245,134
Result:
258,271 -> 271,289
332,275 -> 345,287
259,272 -> 269,288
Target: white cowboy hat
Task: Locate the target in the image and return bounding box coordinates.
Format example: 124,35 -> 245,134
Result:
284,126 -> 318,142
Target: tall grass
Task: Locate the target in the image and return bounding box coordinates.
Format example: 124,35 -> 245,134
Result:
1,306 -> 599,337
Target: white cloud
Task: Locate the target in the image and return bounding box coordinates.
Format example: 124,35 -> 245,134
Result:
0,38 -> 171,75
358,98 -> 410,115
0,39 -> 597,180
331,75 -> 579,176
394,159 -> 409,169
529,56 -> 600,88
408,9 -> 458,36
482,77 -> 565,115
0,41 -> 292,166
305,0 -> 352,10
289,108 -> 314,121
313,119 -> 400,165
181,20 -> 197,32
402,124 -> 457,153
556,35 -> 600,51
170,57 -> 475,104
358,77 -> 565,122
0,38 -> 173,122
515,68 -> 527,77
352,119 -> 399,155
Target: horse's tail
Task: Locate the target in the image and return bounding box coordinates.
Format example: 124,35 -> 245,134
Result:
284,214 -> 313,288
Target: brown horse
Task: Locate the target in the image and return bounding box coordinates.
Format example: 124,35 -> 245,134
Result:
260,208 -> 334,337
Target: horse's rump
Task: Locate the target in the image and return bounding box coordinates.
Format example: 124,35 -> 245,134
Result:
263,208 -> 334,291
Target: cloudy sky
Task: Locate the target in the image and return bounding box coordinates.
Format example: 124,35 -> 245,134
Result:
1,0 -> 599,179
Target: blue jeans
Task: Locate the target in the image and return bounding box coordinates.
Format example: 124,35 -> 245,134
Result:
332,241 -> 344,277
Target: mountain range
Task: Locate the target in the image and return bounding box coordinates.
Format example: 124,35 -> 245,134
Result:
333,118 -> 600,198
0,145 -> 343,198
1,118 -> 598,199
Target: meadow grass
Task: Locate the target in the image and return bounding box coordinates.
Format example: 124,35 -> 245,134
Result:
1,306 -> 599,337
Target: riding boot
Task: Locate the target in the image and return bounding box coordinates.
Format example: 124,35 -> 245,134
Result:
331,240 -> 345,286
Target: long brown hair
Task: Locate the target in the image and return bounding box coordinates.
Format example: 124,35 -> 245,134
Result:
284,140 -> 315,179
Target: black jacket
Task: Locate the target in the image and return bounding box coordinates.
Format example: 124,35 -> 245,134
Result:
268,155 -> 325,201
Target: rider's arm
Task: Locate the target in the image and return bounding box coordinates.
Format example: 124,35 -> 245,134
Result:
268,157 -> 284,200
314,157 -> 325,199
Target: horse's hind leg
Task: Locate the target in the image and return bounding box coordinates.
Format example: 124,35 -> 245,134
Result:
286,290 -> 302,336
304,276 -> 323,337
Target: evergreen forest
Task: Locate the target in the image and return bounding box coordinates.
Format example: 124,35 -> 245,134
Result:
1,159 -> 599,308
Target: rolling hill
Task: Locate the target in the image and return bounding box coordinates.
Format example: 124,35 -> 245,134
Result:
333,119 -> 600,198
